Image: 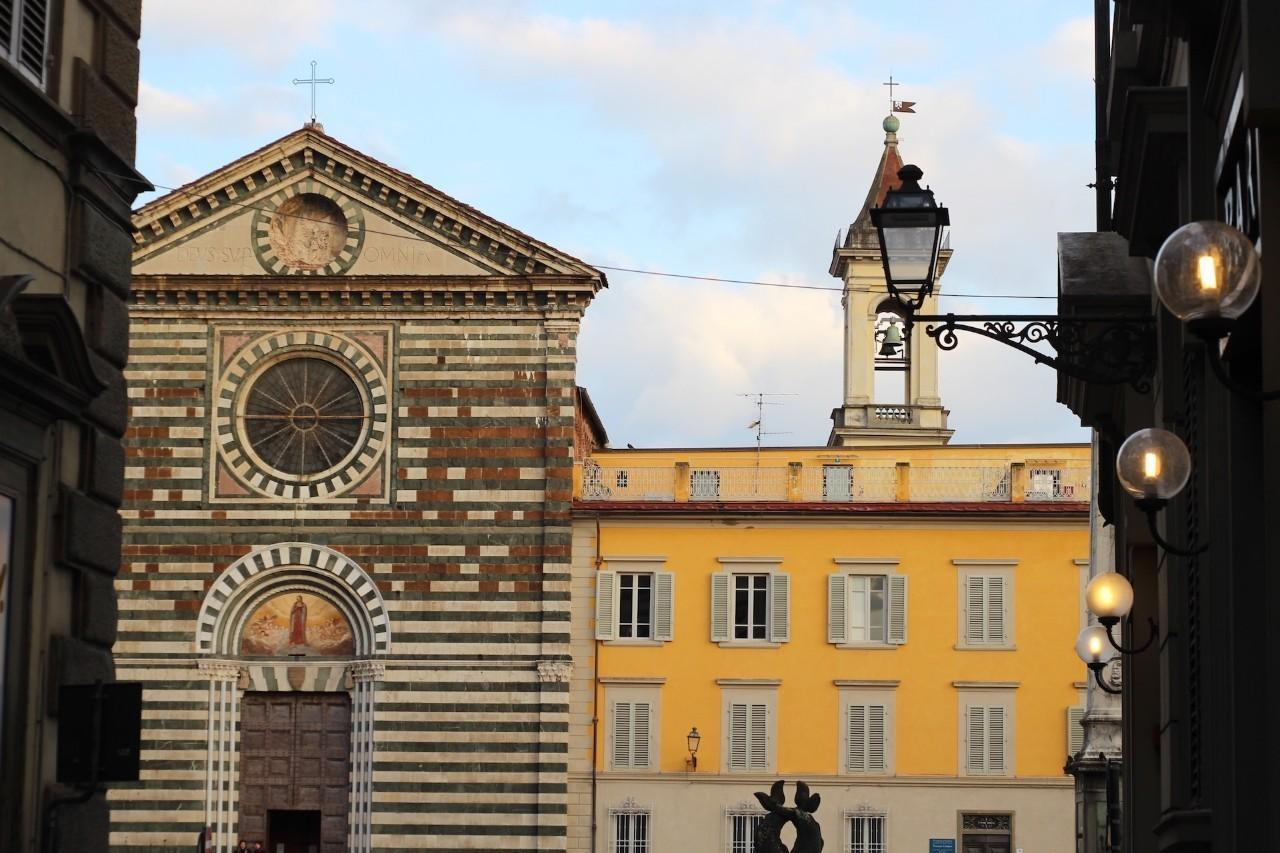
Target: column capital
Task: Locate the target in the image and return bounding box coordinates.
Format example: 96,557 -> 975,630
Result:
347,660 -> 386,684
198,660 -> 243,683
536,660 -> 573,683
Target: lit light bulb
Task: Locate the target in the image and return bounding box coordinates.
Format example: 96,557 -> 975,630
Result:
1089,635 -> 1104,656
1197,254 -> 1219,292
1142,450 -> 1161,481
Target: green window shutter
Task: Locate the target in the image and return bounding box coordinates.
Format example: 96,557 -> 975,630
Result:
595,571 -> 617,640
828,574 -> 848,644
654,572 -> 675,641
887,575 -> 908,645
769,573 -> 790,643
710,573 -> 731,642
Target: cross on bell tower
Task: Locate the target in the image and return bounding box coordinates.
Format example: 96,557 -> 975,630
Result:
825,112 -> 954,447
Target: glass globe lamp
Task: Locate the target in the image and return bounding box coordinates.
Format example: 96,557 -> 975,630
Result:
1115,428 -> 1191,506
1075,625 -> 1119,667
1085,572 -> 1134,626
1154,221 -> 1261,336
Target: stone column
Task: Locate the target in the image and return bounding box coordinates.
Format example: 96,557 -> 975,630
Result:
347,660 -> 384,853
199,661 -> 244,853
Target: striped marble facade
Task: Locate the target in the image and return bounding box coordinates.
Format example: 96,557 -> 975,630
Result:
111,128 -> 602,852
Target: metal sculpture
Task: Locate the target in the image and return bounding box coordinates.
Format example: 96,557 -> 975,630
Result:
753,780 -> 824,853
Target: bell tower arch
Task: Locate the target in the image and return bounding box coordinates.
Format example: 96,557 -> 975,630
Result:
828,115 -> 954,446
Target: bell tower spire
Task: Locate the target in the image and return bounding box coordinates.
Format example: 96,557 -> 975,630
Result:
827,114 -> 954,447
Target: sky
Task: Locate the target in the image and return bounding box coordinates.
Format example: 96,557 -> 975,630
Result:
135,1 -> 1097,449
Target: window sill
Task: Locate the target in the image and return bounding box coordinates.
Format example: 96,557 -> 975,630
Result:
835,642 -> 899,650
724,766 -> 776,774
604,639 -> 665,647
716,640 -> 783,649
954,643 -> 1017,651
838,770 -> 896,777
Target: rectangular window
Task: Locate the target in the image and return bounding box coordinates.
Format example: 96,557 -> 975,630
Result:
0,0 -> 50,88
617,573 -> 653,639
727,810 -> 765,853
965,705 -> 1008,775
611,701 -> 652,769
823,465 -> 853,501
611,808 -> 650,853
964,575 -> 1007,646
846,703 -> 887,773
691,469 -> 721,499
727,702 -> 769,771
1027,466 -> 1065,499
733,574 -> 769,640
846,813 -> 887,853
849,575 -> 887,642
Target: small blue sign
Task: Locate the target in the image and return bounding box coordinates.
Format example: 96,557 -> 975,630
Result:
929,840 -> 956,853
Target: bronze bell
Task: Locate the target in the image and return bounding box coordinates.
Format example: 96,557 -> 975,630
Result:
878,322 -> 904,357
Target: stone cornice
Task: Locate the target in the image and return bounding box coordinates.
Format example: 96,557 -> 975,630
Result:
130,273 -> 599,312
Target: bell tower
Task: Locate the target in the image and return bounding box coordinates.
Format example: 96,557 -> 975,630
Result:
827,115 -> 954,447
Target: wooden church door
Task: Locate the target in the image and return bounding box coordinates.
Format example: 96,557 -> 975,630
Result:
239,692 -> 351,852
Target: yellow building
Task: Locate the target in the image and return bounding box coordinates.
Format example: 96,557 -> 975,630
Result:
566,118 -> 1091,853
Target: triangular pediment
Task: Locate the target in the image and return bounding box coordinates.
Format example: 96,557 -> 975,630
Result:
131,125 -> 604,285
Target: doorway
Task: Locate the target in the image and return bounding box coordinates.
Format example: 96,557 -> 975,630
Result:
239,692 -> 350,852
268,809 -> 321,853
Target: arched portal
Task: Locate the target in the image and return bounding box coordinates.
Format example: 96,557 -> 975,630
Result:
194,542 -> 388,853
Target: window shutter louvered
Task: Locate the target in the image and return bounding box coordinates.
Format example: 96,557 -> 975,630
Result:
867,704 -> 887,772
595,571 -> 617,640
633,702 -> 651,768
612,701 -> 632,768
828,574 -> 848,644
988,706 -> 1006,772
769,573 -> 790,643
847,704 -> 866,771
654,572 -> 675,641
888,575 -> 908,644
711,573 -> 731,642
1,2 -> 13,61
749,704 -> 768,769
1067,705 -> 1086,757
729,703 -> 748,769
966,577 -> 986,645
967,705 -> 986,772
987,576 -> 1006,644
17,0 -> 47,86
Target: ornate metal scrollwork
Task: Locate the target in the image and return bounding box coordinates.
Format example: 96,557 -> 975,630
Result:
911,314 -> 1155,393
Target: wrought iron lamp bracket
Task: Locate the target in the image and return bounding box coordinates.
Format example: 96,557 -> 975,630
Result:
1101,615 -> 1158,655
1089,663 -> 1122,695
904,313 -> 1156,393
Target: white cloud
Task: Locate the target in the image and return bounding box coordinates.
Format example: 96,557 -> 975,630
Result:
137,81 -> 301,139
1043,17 -> 1095,79
142,0 -> 339,67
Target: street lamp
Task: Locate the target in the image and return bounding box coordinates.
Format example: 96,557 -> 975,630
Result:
870,164 -> 950,312
686,726 -> 701,771
1075,624 -> 1122,694
1114,428 -> 1205,556
1154,220 -> 1275,401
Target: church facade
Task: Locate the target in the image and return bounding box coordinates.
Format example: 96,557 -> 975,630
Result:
110,126 -> 603,851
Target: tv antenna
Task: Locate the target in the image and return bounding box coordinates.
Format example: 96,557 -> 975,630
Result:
738,393 -> 796,451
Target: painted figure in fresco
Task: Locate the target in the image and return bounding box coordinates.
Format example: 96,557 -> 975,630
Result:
288,595 -> 308,647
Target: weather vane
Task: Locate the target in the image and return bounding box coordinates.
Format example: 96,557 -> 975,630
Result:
883,73 -> 917,115
293,60 -> 334,125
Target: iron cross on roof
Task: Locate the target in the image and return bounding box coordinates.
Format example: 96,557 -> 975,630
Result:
293,60 -> 334,124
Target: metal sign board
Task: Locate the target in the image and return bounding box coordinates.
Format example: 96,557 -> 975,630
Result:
929,840 -> 956,853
